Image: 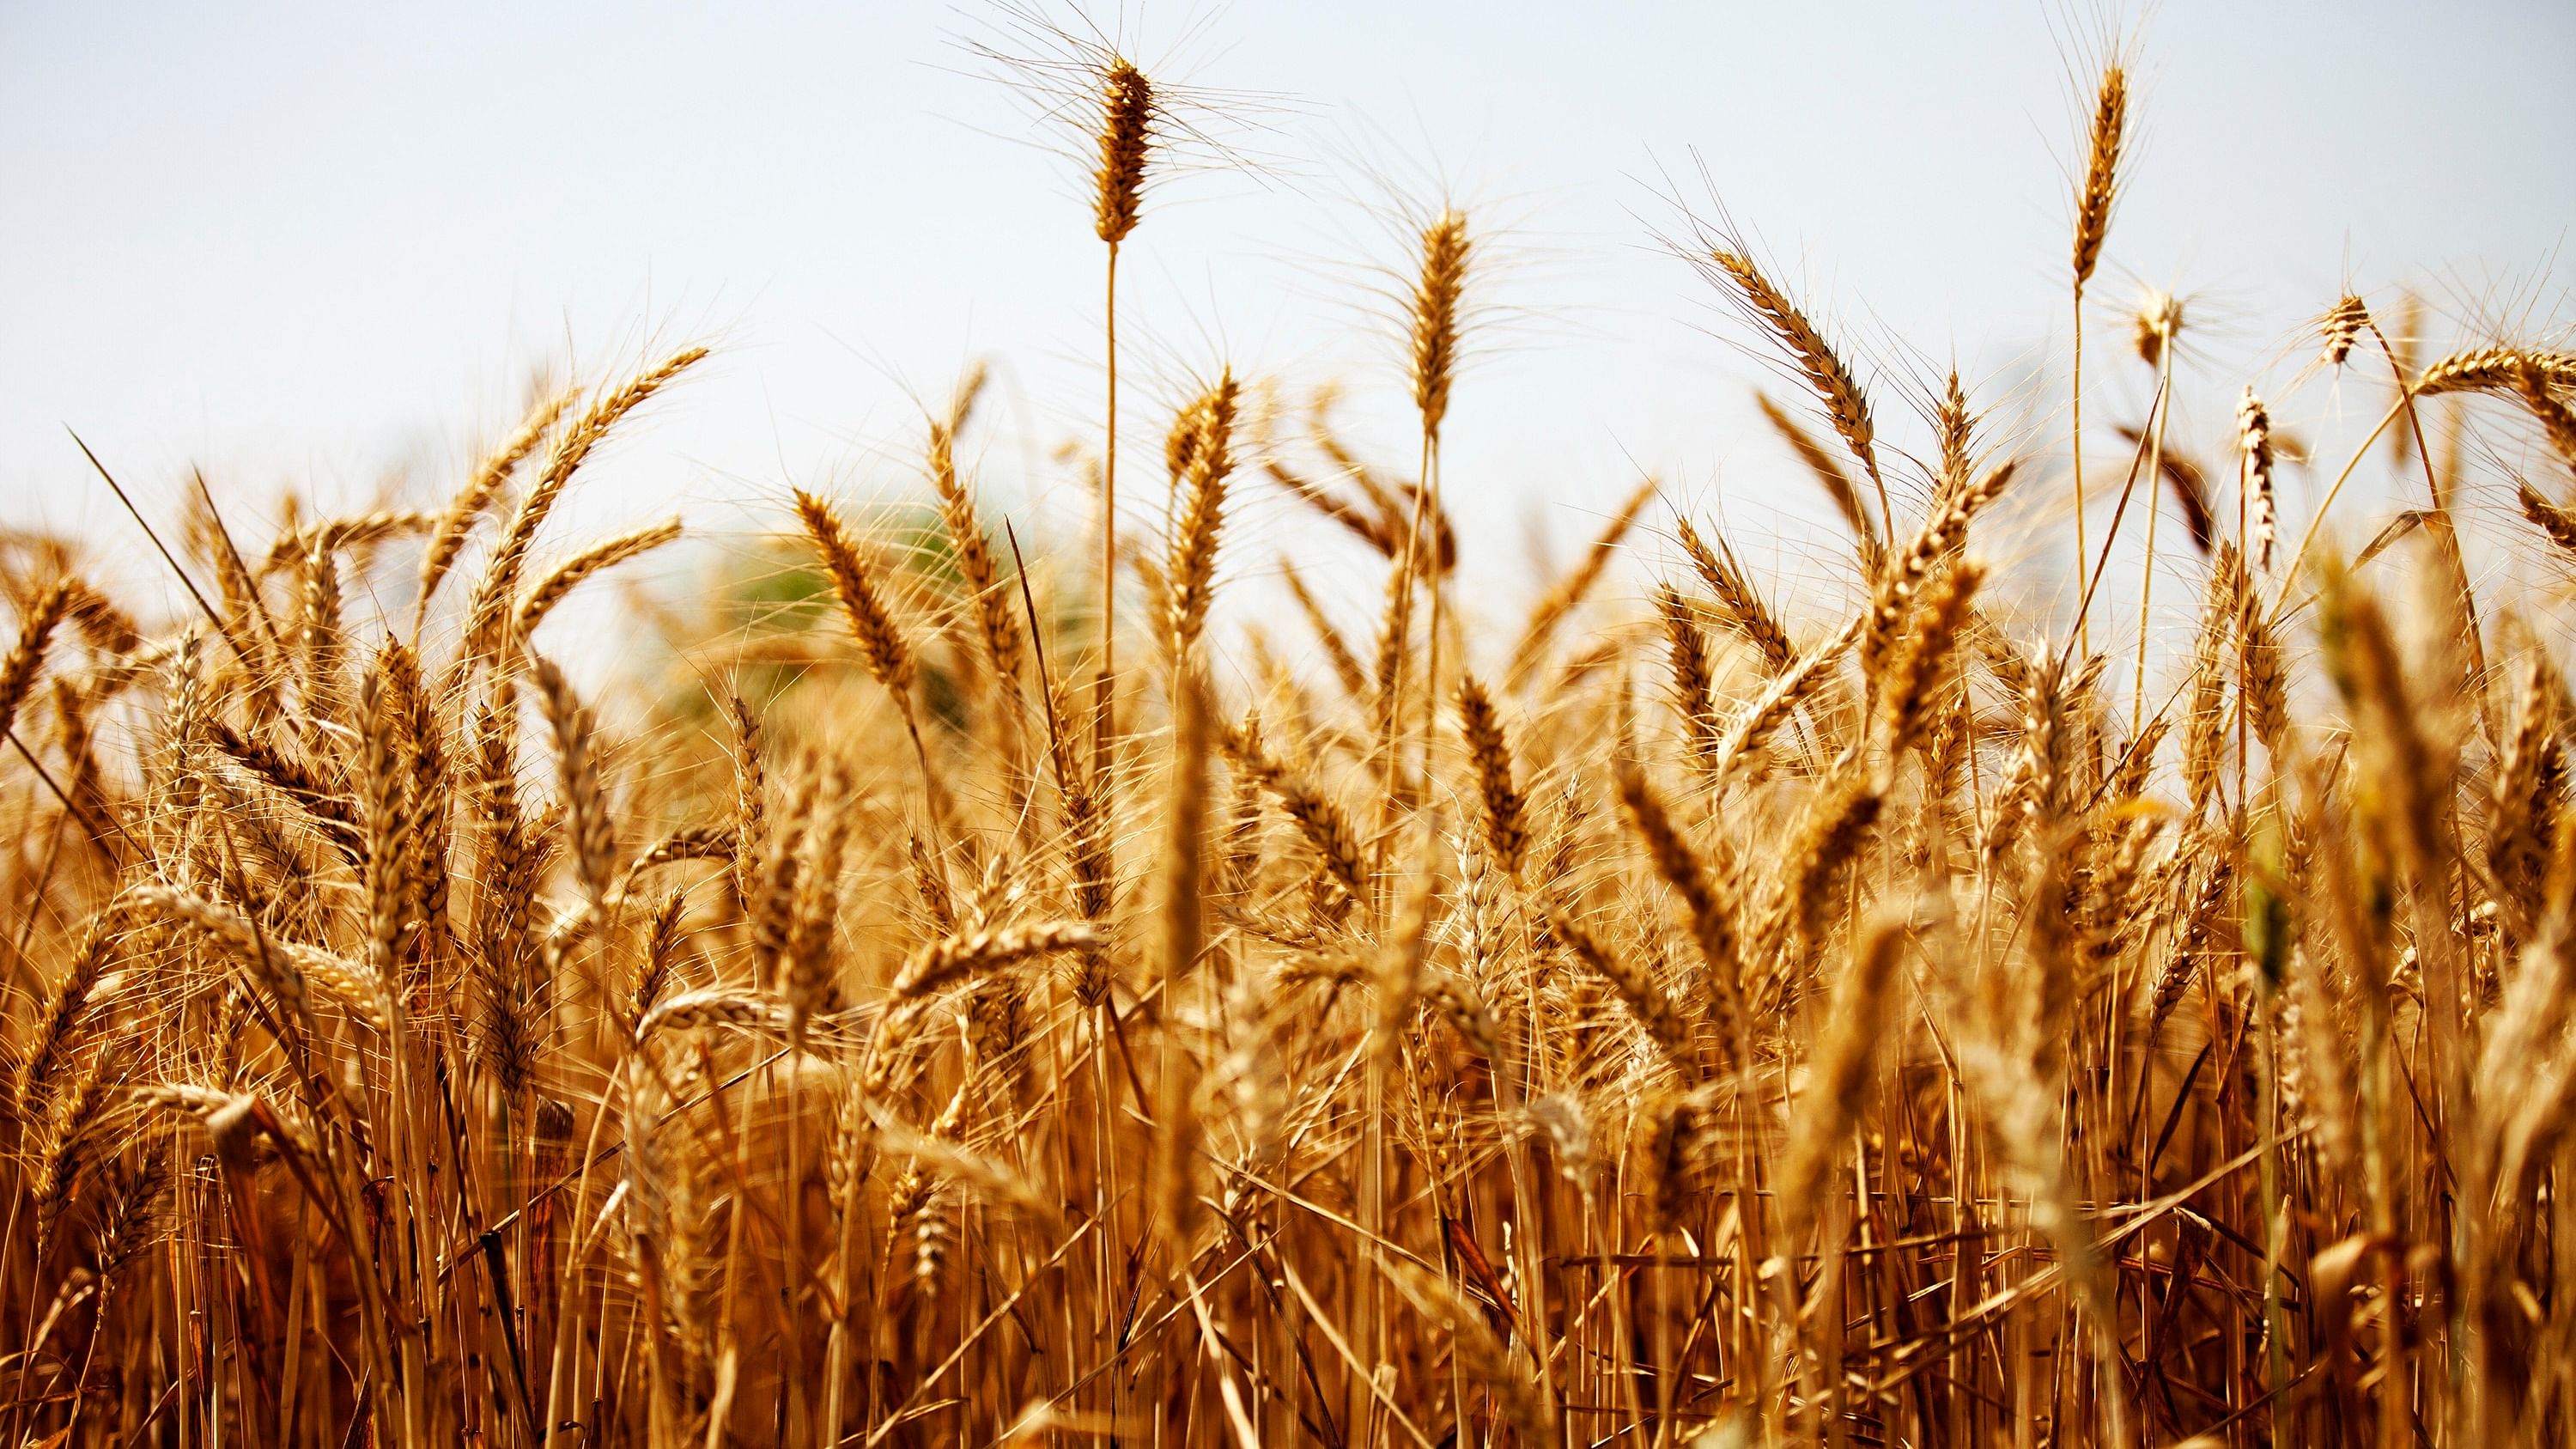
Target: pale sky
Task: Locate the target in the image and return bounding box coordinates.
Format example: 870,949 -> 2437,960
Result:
3,1 -> 2570,639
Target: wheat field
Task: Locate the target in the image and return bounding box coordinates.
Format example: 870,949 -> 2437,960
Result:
3,17 -> 2575,1449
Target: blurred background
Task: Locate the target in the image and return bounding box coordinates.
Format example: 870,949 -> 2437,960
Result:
3,0 -> 2570,665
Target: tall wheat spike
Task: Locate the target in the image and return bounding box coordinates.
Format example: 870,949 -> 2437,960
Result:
4,19 -> 2573,1449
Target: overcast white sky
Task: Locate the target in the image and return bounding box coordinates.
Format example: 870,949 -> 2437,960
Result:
3,1 -> 2570,631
